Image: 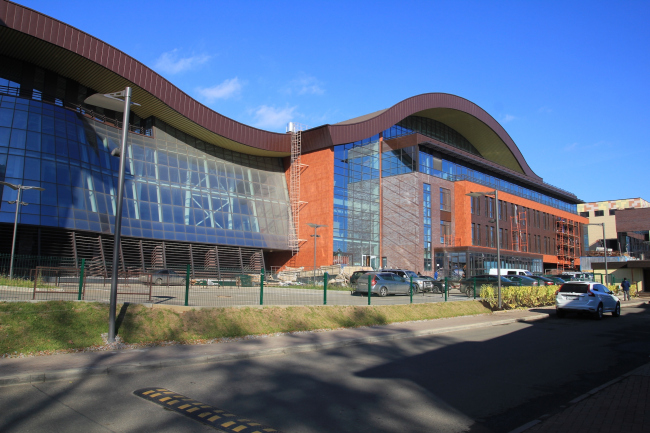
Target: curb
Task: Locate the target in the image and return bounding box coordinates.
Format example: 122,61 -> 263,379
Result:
0,312 -> 550,387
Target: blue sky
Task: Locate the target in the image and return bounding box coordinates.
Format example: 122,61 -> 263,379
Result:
13,0 -> 650,203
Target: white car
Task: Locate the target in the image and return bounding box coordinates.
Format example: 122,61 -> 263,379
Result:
555,282 -> 621,320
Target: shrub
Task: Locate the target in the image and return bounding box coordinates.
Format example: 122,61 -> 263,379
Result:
480,285 -> 559,309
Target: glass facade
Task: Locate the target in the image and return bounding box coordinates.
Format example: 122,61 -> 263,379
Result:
420,148 -> 577,213
377,113 -> 577,214
384,115 -> 480,156
423,183 -> 432,271
0,93 -> 291,250
435,251 -> 543,277
333,136 -> 380,266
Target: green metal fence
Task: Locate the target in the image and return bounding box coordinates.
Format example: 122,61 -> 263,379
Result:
0,254 -> 478,307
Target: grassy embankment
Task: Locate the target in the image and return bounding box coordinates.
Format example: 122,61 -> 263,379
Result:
0,300 -> 491,356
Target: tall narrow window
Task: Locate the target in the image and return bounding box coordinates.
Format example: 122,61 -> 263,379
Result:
440,187 -> 451,211
424,184 -> 432,270
441,221 -> 451,244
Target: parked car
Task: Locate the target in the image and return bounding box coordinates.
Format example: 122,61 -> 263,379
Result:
505,275 -> 539,286
488,268 -> 534,277
558,272 -> 594,282
542,275 -> 567,285
355,272 -> 414,297
555,282 -> 620,319
527,275 -> 558,286
458,275 -> 518,296
349,270 -> 370,286
381,269 -> 433,293
140,269 -> 186,286
420,276 -> 444,293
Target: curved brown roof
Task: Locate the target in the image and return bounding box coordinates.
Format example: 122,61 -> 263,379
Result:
0,0 -> 291,156
304,93 -> 541,181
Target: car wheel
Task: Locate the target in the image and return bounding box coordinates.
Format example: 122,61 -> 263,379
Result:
412,284 -> 420,294
556,308 -> 565,318
379,287 -> 388,297
612,302 -> 621,317
594,303 -> 603,320
432,285 -> 443,294
155,278 -> 163,285
465,287 -> 474,297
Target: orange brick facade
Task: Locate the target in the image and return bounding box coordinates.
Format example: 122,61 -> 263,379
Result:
280,147 -> 334,269
454,181 -> 588,266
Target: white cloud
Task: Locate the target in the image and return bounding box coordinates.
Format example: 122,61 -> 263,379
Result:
153,49 -> 210,75
284,74 -> 325,95
196,78 -> 243,102
538,106 -> 553,113
252,105 -> 297,129
502,114 -> 516,123
564,142 -> 579,152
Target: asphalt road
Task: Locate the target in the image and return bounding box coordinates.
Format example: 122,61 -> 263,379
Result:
1,305 -> 648,433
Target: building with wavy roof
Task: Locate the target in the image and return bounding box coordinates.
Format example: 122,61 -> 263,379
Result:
0,0 -> 587,278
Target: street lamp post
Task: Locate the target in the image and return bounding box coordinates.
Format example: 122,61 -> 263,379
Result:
85,87 -> 140,343
586,222 -> 607,284
0,181 -> 45,279
307,223 -> 327,285
466,190 -> 501,309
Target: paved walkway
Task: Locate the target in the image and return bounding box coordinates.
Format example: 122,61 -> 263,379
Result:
1,300 -> 647,433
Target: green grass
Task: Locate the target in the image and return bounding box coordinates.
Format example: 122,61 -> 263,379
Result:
0,275 -> 54,289
0,300 -> 493,356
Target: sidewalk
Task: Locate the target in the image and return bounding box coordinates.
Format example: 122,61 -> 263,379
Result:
1,300 -> 646,388
519,361 -> 650,433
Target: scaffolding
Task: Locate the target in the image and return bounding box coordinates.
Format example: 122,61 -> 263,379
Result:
510,207 -> 528,252
556,218 -> 580,272
287,122 -> 308,255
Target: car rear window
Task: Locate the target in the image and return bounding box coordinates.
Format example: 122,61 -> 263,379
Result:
559,283 -> 589,293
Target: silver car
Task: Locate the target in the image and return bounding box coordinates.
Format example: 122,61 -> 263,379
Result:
140,269 -> 187,286
355,272 -> 414,297
556,282 -> 620,320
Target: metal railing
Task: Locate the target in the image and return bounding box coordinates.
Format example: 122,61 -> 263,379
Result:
0,85 -> 153,137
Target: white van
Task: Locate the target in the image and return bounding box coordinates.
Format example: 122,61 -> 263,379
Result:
489,268 -> 534,277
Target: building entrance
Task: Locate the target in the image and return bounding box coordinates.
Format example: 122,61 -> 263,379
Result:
362,255 -> 379,270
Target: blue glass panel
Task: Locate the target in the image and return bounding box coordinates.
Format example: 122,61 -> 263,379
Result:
0,108 -> 14,127
57,184 -> 72,207
5,155 -> 24,178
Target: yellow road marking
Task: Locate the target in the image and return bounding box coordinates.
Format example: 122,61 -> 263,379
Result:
134,388 -> 282,432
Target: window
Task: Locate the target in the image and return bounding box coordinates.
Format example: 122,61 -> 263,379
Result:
487,197 -> 494,218
440,187 -> 451,211
440,221 -> 451,244
595,210 -> 604,217
499,228 -> 504,248
579,211 -> 589,218
609,209 -> 616,216
472,223 -> 477,245
471,196 -> 480,215
382,257 -> 387,268
489,226 -> 495,248
424,184 -> 432,270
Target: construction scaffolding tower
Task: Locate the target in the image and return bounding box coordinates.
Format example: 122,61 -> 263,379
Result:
287,122 -> 308,255
556,218 -> 580,272
511,207 -> 528,252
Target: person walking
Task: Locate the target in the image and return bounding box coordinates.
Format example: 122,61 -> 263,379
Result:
621,277 -> 631,301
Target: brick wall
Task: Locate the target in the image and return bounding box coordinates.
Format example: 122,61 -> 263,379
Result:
382,173 -> 421,271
